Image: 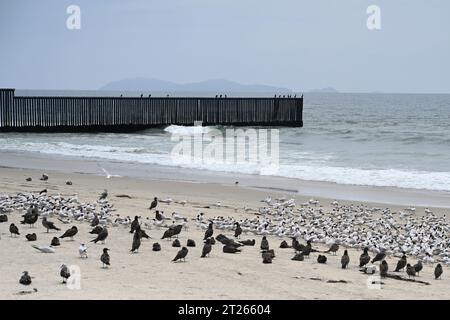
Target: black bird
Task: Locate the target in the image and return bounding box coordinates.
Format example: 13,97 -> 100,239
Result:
380,260 -> 389,278
137,228 -> 150,239
291,252 -> 304,261
10,223 -> 20,237
204,222 -> 214,240
99,189 -> 108,200
90,214 -> 99,227
172,239 -> 181,247
413,261 -> 423,276
21,206 -> 39,227
371,250 -> 386,263
292,239 -> 305,252
152,243 -> 161,251
262,249 -> 275,259
216,234 -> 242,248
262,251 -> 273,264
131,230 -> 141,253
223,245 -> 241,254
394,254 -> 407,272
0,214 -> 7,222
91,227 -> 108,243
359,247 -> 371,267
155,210 -> 163,221
42,217 -> 60,232
187,239 -> 196,247
60,264 -> 71,283
19,271 -> 32,285
26,177 -> 32,182
100,248 -> 110,268
171,224 -> 183,238
341,250 -> 350,269
234,222 -> 242,238
89,225 -> 103,235
40,173 -> 49,181
130,216 -> 140,233
173,247 -> 189,262
60,226 -> 78,240
149,197 -> 158,210
260,236 -> 269,250
434,264 -> 443,280
317,255 -> 327,264
279,240 -> 290,248
26,233 -> 37,241
239,239 -> 255,246
326,243 -> 339,255
406,263 -> 416,278
201,238 -> 212,258
51,237 -> 60,246
39,189 -> 47,195
302,240 -> 313,258
161,228 -> 175,240
66,181 -> 72,185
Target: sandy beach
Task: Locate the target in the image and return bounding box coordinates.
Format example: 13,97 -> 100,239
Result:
0,165 -> 449,300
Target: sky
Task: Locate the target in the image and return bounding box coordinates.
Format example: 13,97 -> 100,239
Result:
0,0 -> 449,93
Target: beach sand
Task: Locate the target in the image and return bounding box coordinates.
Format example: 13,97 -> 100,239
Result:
0,166 -> 449,300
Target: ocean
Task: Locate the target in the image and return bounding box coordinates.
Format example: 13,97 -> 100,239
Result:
1,92 -> 449,191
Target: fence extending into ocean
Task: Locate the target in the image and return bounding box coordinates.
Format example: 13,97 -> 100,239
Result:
0,88 -> 303,131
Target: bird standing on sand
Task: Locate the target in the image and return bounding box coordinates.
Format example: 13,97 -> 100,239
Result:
51,237 -> 60,246
371,249 -> 386,263
90,226 -> 103,234
91,227 -> 108,244
359,247 -> 371,267
326,243 -> 339,255
79,243 -> 88,259
100,248 -> 110,268
240,239 -> 255,246
60,265 -> 71,284
201,238 -> 212,258
99,189 -> 108,200
204,222 -> 214,240
60,226 -> 78,240
317,255 -> 327,264
341,250 -> 350,269
131,230 -> 141,253
40,173 -> 49,181
223,245 -> 241,253
406,264 -> 416,278
42,217 -> 60,233
394,254 -> 407,272
91,214 -> 99,227
173,247 -> 189,262
413,261 -> 423,276
21,206 -> 39,227
380,260 -> 389,278
26,233 -> 37,241
434,264 -> 443,279
262,251 -> 273,264
260,236 -> 269,250
130,216 -> 140,233
234,222 -> 242,238
149,197 -> 158,210
152,243 -> 161,251
9,223 -> 20,237
19,271 -> 32,285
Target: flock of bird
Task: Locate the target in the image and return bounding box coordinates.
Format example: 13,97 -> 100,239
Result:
1,176 -> 448,290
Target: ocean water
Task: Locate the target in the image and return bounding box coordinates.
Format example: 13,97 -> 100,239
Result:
1,93 -> 450,191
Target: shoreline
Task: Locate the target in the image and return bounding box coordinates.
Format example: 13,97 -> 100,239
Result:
1,150 -> 450,208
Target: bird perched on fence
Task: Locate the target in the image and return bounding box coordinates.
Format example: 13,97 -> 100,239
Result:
100,248 -> 110,268
173,247 -> 189,262
341,250 -> 350,269
60,226 -> 78,240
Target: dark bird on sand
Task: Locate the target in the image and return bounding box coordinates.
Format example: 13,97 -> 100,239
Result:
131,230 -> 141,253
60,226 -> 78,240
91,227 -> 108,244
66,181 -> 72,185
26,233 -> 37,241
40,173 -> 49,181
434,264 -> 443,280
0,214 -> 7,222
279,240 -> 290,248
149,197 -> 158,210
172,239 -> 181,247
155,210 -> 164,221
406,264 -> 416,278
262,249 -> 275,259
39,189 -> 47,195
21,207 -> 39,227
90,226 -> 103,235
234,222 -> 242,238
371,250 -> 386,263
42,217 -> 60,232
201,238 -> 212,258
137,228 -> 150,239
413,261 -> 423,276
204,222 -> 214,240
341,250 -> 350,269
262,251 -> 273,264
326,243 -> 339,255
152,243 -> 161,251
380,260 -> 389,278
161,224 -> 182,239
162,228 -> 175,240
19,271 -> 32,285
130,216 -> 140,233
359,247 -> 371,267
216,234 -> 242,248
26,177 -> 32,182
99,189 -> 108,200
51,237 -> 60,246
209,237 -> 216,245
239,239 -> 255,246
223,245 -> 241,254
291,252 -> 304,261
394,254 -> 407,272
260,236 -> 269,250
10,223 -> 20,237
173,247 -> 189,262
187,239 -> 196,247
100,248 -> 110,268
91,214 -> 99,227
301,240 -> 313,258
60,264 -> 71,283
317,255 -> 327,264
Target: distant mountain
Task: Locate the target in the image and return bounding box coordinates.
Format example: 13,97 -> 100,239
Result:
100,78 -> 292,94
309,87 -> 339,93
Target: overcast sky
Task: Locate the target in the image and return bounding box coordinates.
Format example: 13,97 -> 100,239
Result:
0,0 -> 449,93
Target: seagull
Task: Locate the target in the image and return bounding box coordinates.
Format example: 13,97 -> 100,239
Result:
98,166 -> 120,179
60,265 -> 71,284
79,243 -> 88,258
32,244 -> 55,253
42,217 -> 60,233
